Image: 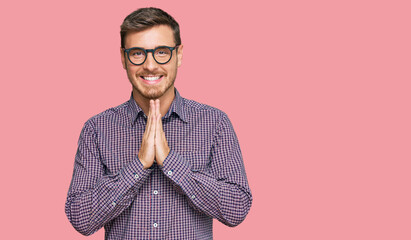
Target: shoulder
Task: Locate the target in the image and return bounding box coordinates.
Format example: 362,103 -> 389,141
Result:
83,100 -> 131,128
181,97 -> 231,126
183,97 -> 227,118
181,98 -> 238,144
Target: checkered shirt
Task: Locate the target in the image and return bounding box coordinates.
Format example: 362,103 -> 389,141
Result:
65,89 -> 252,239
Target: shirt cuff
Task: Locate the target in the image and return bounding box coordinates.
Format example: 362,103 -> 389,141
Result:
160,150 -> 191,184
160,150 -> 198,201
120,157 -> 153,188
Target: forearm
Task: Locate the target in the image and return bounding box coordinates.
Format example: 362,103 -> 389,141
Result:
161,151 -> 252,226
180,170 -> 252,226
66,158 -> 152,235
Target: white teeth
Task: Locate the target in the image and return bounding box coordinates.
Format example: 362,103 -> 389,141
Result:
143,76 -> 161,81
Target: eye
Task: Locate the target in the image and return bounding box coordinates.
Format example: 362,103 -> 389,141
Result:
129,49 -> 145,58
155,47 -> 171,56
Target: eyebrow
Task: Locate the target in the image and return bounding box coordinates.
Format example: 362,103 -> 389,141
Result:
125,45 -> 175,49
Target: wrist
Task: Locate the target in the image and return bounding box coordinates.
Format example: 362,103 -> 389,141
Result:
138,154 -> 152,169
141,161 -> 152,169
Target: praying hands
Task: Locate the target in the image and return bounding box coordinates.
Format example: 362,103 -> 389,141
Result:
138,99 -> 170,169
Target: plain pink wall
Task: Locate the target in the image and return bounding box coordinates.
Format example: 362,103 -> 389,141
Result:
1,0 -> 410,239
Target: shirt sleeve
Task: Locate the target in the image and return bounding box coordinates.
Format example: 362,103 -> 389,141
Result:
65,119 -> 153,236
160,113 -> 253,227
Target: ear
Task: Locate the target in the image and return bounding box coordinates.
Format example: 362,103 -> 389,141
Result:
120,47 -> 126,70
177,44 -> 183,67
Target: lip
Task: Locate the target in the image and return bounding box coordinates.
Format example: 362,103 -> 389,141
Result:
140,75 -> 163,85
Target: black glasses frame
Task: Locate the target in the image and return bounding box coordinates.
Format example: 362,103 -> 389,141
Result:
123,45 -> 180,65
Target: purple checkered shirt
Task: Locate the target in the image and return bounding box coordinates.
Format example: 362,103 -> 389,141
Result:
65,90 -> 252,239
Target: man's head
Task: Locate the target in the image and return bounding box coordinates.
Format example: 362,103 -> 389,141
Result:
120,8 -> 183,100
120,7 -> 181,49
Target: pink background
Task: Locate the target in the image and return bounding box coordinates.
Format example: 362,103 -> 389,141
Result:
1,0 -> 410,239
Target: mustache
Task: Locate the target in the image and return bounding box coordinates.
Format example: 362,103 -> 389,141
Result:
138,72 -> 165,76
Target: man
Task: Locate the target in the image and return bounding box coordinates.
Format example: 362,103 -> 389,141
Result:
65,7 -> 252,240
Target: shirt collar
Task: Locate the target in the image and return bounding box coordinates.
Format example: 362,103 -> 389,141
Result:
164,89 -> 187,122
128,88 -> 187,125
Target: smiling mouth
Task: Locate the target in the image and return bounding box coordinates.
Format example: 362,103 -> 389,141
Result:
140,75 -> 163,84
141,76 -> 162,81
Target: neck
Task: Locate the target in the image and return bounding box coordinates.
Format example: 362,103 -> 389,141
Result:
133,87 -> 175,117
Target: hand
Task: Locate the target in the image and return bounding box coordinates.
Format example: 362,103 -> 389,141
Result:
154,99 -> 170,166
138,100 -> 170,169
138,100 -> 156,169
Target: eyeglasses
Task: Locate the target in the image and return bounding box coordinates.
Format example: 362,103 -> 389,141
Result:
123,45 -> 180,65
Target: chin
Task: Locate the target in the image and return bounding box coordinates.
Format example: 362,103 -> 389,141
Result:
130,76 -> 175,100
143,90 -> 165,99
134,85 -> 170,100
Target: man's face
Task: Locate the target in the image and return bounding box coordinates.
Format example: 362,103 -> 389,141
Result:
121,25 -> 183,100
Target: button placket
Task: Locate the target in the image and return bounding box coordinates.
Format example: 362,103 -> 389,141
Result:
150,169 -> 161,235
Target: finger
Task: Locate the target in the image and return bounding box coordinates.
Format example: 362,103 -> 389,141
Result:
149,100 -> 156,126
149,100 -> 155,118
156,108 -> 162,136
144,100 -> 154,136
149,100 -> 156,137
154,100 -> 162,134
156,99 -> 163,130
155,99 -> 160,118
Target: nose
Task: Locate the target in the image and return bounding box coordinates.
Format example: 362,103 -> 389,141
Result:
142,52 -> 158,71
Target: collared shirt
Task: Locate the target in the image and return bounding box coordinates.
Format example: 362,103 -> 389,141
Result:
65,90 -> 252,240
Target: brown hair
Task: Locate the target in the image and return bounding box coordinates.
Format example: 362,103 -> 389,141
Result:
120,7 -> 181,48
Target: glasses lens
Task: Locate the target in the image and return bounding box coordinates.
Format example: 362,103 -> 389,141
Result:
154,47 -> 172,64
128,48 -> 146,65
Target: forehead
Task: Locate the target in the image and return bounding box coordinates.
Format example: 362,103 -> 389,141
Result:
124,25 -> 175,48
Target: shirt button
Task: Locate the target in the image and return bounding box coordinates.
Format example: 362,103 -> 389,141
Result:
191,195 -> 196,199
112,202 -> 116,207
134,174 -> 139,179
153,190 -> 158,195
167,170 -> 173,176
153,223 -> 158,228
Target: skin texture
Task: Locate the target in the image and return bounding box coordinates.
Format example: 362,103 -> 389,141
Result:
138,99 -> 169,168
120,25 -> 183,168
120,25 -> 183,116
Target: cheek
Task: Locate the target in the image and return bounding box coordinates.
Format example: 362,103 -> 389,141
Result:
127,66 -> 142,76
167,61 -> 179,74
166,67 -> 176,77
126,68 -> 139,82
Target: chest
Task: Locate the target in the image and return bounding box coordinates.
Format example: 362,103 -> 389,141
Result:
97,117 -> 215,174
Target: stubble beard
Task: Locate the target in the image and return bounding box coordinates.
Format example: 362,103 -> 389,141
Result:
125,61 -> 178,100
132,75 -> 176,100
